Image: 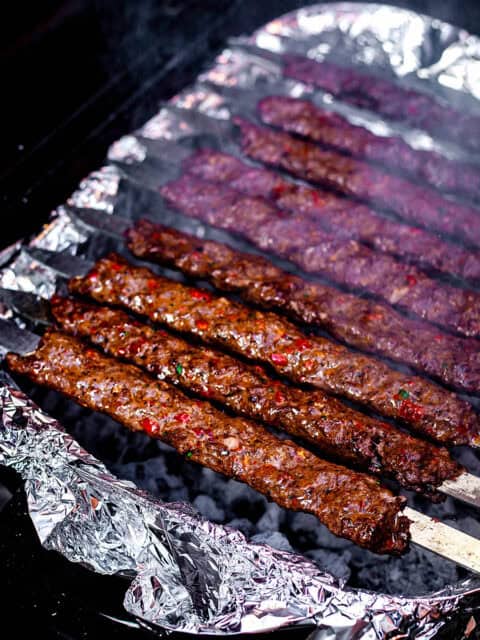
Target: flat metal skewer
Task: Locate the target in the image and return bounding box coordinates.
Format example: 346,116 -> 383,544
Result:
439,473 -> 480,509
406,507 -> 480,574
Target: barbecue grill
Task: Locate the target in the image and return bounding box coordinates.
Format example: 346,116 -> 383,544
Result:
3,2 -> 480,639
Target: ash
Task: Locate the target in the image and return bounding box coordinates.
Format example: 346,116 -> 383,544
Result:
19,380 -> 480,597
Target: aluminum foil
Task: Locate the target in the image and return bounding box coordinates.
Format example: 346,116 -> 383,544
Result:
2,2 -> 480,638
250,3 -> 480,105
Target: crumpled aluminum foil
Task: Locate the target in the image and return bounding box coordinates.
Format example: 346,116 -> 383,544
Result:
250,2 -> 480,105
2,3 -> 480,638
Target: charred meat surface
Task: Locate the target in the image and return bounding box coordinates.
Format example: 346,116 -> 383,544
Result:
236,118 -> 480,252
258,95 -> 480,199
127,218 -> 480,394
52,295 -> 462,498
69,254 -> 480,446
283,54 -> 480,154
6,329 -> 410,554
161,172 -> 480,339
183,148 -> 480,285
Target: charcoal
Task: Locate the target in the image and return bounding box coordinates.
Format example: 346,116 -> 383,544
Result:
288,512 -> 352,551
305,549 -> 352,582
193,495 -> 226,522
226,517 -> 256,538
222,478 -> 267,519
250,531 -> 293,553
256,503 -> 285,532
356,547 -> 458,595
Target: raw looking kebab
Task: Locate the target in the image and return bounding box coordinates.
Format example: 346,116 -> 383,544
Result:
160,171 -> 480,339
68,253 -> 479,446
5,329 -> 410,554
235,118 -> 480,251
282,54 -> 480,154
127,218 -> 480,395
51,295 -> 461,498
257,95 -> 480,199
182,148 -> 480,285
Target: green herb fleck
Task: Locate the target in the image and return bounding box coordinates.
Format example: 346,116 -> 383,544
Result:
176,363 -> 184,375
398,388 -> 409,400
186,451 -> 193,459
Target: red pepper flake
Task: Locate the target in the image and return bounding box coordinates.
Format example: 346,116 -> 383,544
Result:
271,182 -> 289,198
304,359 -> 315,371
193,427 -> 204,437
406,274 -> 417,287
382,538 -> 398,552
409,227 -> 422,234
191,289 -> 212,302
88,270 -> 99,282
141,417 -> 161,436
110,262 -> 123,272
147,278 -> 158,291
271,353 -> 288,366
274,390 -> 285,403
398,399 -> 424,423
254,365 -> 265,375
434,334 -> 444,342
195,319 -> 209,330
128,338 -> 147,355
365,311 -> 383,322
290,496 -> 300,508
294,337 -> 312,351
174,412 -> 190,423
310,190 -> 325,207
85,348 -> 97,358
284,280 -> 297,292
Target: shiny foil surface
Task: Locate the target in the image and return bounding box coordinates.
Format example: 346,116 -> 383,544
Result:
2,3 -> 480,638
